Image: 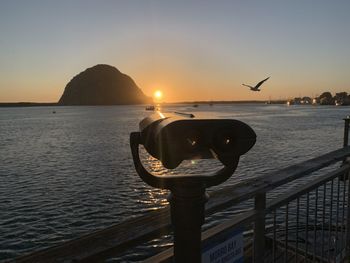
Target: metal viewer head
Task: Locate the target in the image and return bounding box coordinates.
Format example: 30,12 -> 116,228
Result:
138,112 -> 256,169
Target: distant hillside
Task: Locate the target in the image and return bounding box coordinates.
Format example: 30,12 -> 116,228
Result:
58,64 -> 151,105
0,102 -> 58,107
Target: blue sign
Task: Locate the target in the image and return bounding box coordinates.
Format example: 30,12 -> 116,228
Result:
202,227 -> 244,263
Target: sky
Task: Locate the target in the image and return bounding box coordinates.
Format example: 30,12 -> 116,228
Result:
0,0 -> 350,103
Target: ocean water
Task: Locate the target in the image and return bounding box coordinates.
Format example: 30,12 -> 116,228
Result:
0,104 -> 349,261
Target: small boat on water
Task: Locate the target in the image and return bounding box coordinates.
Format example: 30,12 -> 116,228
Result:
193,104 -> 198,108
145,105 -> 155,111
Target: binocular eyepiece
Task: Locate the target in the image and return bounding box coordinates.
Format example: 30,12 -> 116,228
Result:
139,112 -> 256,169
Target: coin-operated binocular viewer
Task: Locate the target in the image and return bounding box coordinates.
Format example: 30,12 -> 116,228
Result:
130,112 -> 256,263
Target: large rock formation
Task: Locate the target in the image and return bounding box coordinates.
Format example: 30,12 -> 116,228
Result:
58,64 -> 151,105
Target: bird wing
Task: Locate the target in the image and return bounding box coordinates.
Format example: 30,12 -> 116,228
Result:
255,77 -> 270,88
242,84 -> 254,89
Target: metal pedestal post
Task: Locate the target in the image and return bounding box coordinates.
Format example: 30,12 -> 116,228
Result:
168,183 -> 208,263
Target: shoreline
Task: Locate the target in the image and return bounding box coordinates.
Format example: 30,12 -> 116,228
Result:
0,102 -> 58,107
0,100 -> 287,108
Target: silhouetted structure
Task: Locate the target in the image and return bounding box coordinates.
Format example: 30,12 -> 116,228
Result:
59,64 -> 151,105
335,92 -> 350,105
319,92 -> 334,105
288,91 -> 350,106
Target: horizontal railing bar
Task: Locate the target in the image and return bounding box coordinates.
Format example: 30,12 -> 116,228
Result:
143,210 -> 257,263
14,146 -> 350,262
271,238 -> 327,263
14,209 -> 172,263
266,164 -> 350,213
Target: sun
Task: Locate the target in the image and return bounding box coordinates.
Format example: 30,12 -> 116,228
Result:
154,90 -> 162,100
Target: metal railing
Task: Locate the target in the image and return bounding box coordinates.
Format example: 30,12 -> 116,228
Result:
145,164 -> 350,263
263,165 -> 350,262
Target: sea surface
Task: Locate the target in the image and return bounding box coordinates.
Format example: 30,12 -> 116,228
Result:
0,104 -> 349,261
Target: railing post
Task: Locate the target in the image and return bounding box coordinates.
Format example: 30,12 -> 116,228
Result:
254,192 -> 266,262
343,116 -> 350,147
347,174 -> 350,255
344,116 -> 350,256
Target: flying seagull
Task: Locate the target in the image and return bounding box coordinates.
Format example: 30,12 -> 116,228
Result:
242,77 -> 270,91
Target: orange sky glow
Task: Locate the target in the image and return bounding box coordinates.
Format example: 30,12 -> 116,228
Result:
0,1 -> 349,103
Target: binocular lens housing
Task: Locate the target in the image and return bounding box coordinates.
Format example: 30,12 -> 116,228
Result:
139,113 -> 256,169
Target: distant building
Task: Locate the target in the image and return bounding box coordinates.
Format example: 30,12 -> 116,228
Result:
288,91 -> 350,106
301,97 -> 312,104
287,97 -> 307,105
334,92 -> 350,105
